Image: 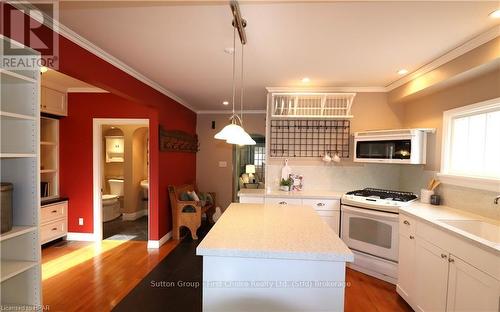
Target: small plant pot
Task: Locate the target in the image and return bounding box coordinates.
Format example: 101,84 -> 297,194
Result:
280,186 -> 290,192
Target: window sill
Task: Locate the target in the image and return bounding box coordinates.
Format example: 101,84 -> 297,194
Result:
436,173 -> 500,192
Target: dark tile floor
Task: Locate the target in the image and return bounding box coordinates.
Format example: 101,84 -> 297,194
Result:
103,215 -> 148,241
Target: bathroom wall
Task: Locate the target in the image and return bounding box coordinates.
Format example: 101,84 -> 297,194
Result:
101,124 -> 148,217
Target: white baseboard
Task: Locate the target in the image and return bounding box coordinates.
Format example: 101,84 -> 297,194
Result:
122,209 -> 148,221
147,231 -> 172,249
66,232 -> 96,242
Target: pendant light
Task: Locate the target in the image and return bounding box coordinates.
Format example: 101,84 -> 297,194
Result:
214,1 -> 255,146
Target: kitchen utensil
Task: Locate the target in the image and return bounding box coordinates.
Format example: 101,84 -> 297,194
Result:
281,159 -> 291,180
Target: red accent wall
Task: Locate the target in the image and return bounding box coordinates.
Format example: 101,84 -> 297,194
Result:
2,5 -> 197,240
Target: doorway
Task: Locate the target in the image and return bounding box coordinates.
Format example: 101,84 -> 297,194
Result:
93,118 -> 150,241
232,134 -> 266,202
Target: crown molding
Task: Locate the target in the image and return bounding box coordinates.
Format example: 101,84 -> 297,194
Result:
386,25 -> 500,91
8,1 -> 195,112
197,110 -> 266,115
265,86 -> 386,93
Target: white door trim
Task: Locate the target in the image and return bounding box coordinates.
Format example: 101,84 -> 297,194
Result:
92,118 -> 150,241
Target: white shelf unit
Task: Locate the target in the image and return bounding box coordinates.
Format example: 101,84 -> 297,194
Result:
40,117 -> 59,200
0,36 -> 42,309
270,93 -> 356,118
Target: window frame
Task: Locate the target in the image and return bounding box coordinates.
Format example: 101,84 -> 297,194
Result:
438,97 -> 500,192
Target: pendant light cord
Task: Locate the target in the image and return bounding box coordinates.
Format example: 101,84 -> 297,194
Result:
231,25 -> 237,122
240,41 -> 244,126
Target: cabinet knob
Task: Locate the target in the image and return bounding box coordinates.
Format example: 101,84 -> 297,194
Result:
279,201 -> 287,205
317,203 -> 325,207
448,258 -> 455,263
441,254 -> 447,259
51,210 -> 57,213
403,220 -> 410,225
409,235 -> 415,240
51,227 -> 57,231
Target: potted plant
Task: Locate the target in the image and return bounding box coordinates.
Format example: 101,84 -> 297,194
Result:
279,178 -> 293,192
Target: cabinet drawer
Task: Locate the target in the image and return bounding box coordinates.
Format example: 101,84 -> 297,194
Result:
265,197 -> 302,205
40,219 -> 67,244
302,199 -> 340,211
41,201 -> 67,224
239,196 -> 265,204
399,214 -> 416,236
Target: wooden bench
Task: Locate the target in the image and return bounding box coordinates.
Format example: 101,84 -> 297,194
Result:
168,184 -> 216,240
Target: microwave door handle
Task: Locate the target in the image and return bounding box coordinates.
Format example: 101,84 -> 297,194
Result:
342,205 -> 399,221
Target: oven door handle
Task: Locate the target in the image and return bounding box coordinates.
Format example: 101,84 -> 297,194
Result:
341,205 -> 399,221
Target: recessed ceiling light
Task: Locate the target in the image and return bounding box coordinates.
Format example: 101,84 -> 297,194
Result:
397,69 -> 408,75
222,101 -> 229,106
40,66 -> 49,73
301,77 -> 310,83
489,9 -> 500,19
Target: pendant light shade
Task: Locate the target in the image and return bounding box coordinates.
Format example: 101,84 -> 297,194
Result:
214,1 -> 255,146
226,128 -> 256,145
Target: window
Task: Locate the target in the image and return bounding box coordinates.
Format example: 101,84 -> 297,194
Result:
440,97 -> 500,190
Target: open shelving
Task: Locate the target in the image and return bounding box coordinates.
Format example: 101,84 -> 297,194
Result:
0,35 -> 42,309
40,117 -> 59,200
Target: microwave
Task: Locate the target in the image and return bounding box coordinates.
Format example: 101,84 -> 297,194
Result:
353,128 -> 434,164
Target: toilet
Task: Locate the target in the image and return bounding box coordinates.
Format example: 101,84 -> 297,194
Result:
102,179 -> 124,222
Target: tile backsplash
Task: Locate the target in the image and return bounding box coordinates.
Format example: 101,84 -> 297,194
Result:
266,160 -> 401,192
266,160 -> 500,220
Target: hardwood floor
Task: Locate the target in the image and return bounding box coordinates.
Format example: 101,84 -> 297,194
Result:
42,239 -> 412,312
345,268 -> 413,312
41,239 -> 178,312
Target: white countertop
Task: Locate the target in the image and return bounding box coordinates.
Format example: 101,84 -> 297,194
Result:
238,188 -> 344,199
401,202 -> 500,254
196,203 -> 353,262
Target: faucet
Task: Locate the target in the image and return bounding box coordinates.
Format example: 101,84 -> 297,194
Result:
495,195 -> 500,205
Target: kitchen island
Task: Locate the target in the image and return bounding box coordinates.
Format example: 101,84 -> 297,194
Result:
196,203 -> 353,312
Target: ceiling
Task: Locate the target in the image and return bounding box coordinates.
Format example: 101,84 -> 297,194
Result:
57,1 -> 499,111
42,69 -> 107,93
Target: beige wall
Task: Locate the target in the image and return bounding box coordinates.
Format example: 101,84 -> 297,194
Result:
400,68 -> 500,171
389,37 -> 500,103
103,124 -> 149,214
196,114 -> 266,209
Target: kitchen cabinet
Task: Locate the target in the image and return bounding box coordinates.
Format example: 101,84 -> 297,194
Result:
40,201 -> 68,244
397,232 -> 415,301
446,255 -> 500,312
397,213 -> 500,312
41,86 -> 67,116
414,238 -> 449,312
240,193 -> 341,235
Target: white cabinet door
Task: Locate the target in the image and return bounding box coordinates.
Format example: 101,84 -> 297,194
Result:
446,255 -> 500,312
397,233 -> 416,303
239,196 -> 265,204
415,238 -> 449,312
316,210 -> 340,235
264,197 -> 302,205
41,87 -> 67,116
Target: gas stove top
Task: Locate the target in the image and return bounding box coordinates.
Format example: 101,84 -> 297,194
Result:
342,188 -> 418,213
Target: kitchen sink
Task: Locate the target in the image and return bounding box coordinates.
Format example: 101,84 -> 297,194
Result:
438,219 -> 500,244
